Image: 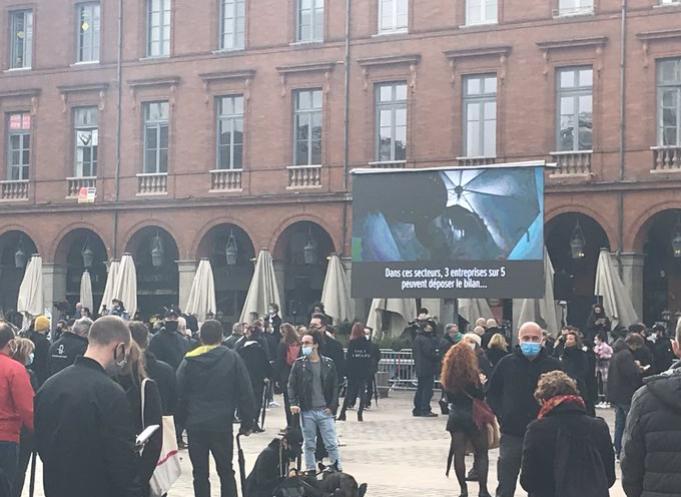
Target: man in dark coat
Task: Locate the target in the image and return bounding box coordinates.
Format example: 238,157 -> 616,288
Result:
481,319 -> 501,350
621,329 -> 681,497
176,320 -> 257,497
34,316 -> 141,497
27,315 -> 51,386
412,320 -> 439,417
311,314 -> 345,383
607,333 -> 644,459
486,322 -> 561,497
148,309 -> 189,370
237,325 -> 273,431
47,317 -> 91,376
129,320 -> 177,416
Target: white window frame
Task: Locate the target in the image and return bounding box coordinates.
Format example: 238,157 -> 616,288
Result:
375,82 -> 408,162
293,89 -> 323,166
556,67 -> 593,152
657,59 -> 681,146
74,107 -> 99,177
10,10 -> 33,69
465,0 -> 497,27
216,95 -> 244,170
296,0 -> 324,43
143,102 -> 169,173
6,113 -> 31,181
378,0 -> 408,34
557,0 -> 594,16
76,3 -> 101,63
660,0 -> 681,5
463,75 -> 497,158
220,0 -> 245,50
147,0 -> 171,57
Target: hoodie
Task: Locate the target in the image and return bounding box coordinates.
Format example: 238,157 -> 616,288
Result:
176,345 -> 256,432
621,364 -> 681,497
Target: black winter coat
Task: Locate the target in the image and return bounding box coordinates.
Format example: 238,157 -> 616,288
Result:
287,356 -> 339,413
176,345 -> 257,432
653,338 -> 675,374
144,351 -> 177,416
47,332 -> 88,377
244,438 -> 286,497
559,347 -> 590,404
345,338 -> 373,381
367,339 -> 381,375
238,340 -> 273,387
120,376 -> 163,497
621,366 -> 681,497
486,347 -> 508,368
320,333 -> 345,379
413,332 -> 440,377
445,384 -> 484,434
439,334 -> 459,361
148,329 -> 189,370
35,357 -> 142,497
274,341 -> 300,386
607,347 -> 642,406
486,347 -> 562,437
264,331 -> 281,362
482,327 -> 501,349
27,330 -> 50,386
520,402 -> 615,497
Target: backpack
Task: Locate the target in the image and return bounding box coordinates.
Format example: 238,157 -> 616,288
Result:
286,344 -> 301,367
553,426 -> 609,497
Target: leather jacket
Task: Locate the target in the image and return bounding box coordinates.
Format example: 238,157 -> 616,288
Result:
287,355 -> 339,414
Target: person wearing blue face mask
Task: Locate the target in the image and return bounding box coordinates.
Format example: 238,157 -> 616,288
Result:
288,331 -> 341,475
485,322 -> 561,497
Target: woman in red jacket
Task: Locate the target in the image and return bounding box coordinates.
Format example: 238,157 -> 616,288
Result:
0,322 -> 34,494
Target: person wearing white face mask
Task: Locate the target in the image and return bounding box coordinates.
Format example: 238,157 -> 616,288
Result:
34,316 -> 141,497
288,331 -> 341,474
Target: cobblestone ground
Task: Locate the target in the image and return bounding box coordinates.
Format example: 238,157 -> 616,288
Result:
22,391 -> 625,497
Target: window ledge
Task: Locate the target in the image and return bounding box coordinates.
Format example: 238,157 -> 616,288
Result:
289,40 -> 324,47
549,150 -> 593,155
287,164 -> 323,169
459,21 -> 498,29
4,67 -> 31,73
212,48 -> 246,55
372,30 -> 409,38
653,2 -> 681,9
552,8 -> 595,19
138,55 -> 171,62
70,60 -> 100,67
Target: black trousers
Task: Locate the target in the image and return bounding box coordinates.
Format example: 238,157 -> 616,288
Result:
413,374 -> 435,415
187,429 -> 237,497
252,381 -> 265,425
14,430 -> 32,497
340,377 -> 368,416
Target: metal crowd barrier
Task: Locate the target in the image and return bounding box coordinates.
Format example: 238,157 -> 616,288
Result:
378,349 -> 418,390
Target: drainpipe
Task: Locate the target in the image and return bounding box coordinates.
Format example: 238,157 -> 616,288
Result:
113,0 -> 123,258
617,0 -> 627,272
618,0 -> 627,252
340,0 -> 352,256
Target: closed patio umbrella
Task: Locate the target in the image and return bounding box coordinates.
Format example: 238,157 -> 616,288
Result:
17,254 -> 43,319
185,258 -> 217,322
595,248 -> 638,329
239,250 -> 282,323
320,254 -> 354,324
366,298 -> 417,339
112,253 -> 137,318
513,248 -> 560,335
79,270 -> 94,315
99,260 -> 120,314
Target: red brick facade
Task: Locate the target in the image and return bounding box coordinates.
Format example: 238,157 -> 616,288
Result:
1,0 -> 681,324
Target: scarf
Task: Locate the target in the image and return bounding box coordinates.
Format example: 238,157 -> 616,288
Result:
537,395 -> 585,420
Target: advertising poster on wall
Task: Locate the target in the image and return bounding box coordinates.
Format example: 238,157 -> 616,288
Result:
351,162 -> 545,298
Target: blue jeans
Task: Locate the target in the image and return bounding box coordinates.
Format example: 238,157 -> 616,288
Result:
614,403 -> 630,458
300,409 -> 341,471
0,441 -> 18,492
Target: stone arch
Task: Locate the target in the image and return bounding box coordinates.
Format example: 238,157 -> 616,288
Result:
628,200 -> 681,252
269,215 -> 338,259
545,205 -> 617,251
122,220 -> 182,258
52,225 -> 110,265
0,225 -> 46,259
191,218 -> 257,260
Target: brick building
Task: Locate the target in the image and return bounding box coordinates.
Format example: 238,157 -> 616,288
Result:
1,0 -> 681,328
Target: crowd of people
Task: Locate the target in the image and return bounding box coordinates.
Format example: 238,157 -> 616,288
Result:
1,298 -> 681,497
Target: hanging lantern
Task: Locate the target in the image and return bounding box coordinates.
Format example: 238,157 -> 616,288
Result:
14,238 -> 26,269
570,220 -> 586,260
151,232 -> 165,268
225,230 -> 238,266
672,216 -> 681,258
303,228 -> 318,265
81,239 -> 95,269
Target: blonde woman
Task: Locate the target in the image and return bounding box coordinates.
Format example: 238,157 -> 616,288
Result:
486,334 -> 509,368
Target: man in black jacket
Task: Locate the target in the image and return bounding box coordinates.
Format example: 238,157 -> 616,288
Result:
486,322 -> 561,497
129,320 -> 177,416
176,320 -> 256,497
288,331 -> 341,473
27,314 -> 51,386
412,320 -> 439,417
35,316 -> 141,497
148,309 -> 189,370
311,314 -> 345,383
47,317 -> 91,376
621,327 -> 681,497
238,324 -> 273,431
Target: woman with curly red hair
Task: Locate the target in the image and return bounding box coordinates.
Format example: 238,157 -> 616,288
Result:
441,342 -> 491,497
